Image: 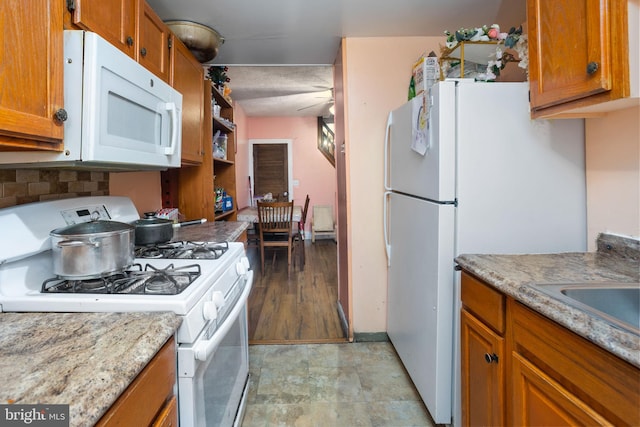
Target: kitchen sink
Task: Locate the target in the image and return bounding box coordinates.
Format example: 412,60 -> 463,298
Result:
531,282 -> 640,336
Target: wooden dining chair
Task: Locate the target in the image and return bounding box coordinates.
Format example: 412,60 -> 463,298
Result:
292,194 -> 310,268
257,200 -> 295,277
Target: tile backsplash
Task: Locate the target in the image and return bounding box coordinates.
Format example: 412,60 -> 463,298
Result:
0,169 -> 109,209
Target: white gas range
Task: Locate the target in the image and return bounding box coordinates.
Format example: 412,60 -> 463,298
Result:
0,196 -> 253,427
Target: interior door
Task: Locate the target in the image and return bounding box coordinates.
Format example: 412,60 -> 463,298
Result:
253,144 -> 289,200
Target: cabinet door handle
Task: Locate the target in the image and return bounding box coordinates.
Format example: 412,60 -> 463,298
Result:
484,353 -> 499,364
126,36 -> 134,47
586,61 -> 599,75
54,108 -> 68,123
140,47 -> 147,57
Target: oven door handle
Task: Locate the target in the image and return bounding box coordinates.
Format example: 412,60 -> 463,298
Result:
194,270 -> 254,362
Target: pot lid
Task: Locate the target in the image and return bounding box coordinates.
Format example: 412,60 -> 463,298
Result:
132,213 -> 173,227
51,220 -> 134,236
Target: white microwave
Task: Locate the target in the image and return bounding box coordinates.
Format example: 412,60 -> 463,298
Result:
0,31 -> 182,170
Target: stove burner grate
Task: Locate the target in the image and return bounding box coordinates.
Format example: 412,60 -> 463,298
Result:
41,263 -> 201,295
135,241 -> 229,260
114,263 -> 202,294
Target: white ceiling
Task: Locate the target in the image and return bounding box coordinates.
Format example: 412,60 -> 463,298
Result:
147,0 -> 526,116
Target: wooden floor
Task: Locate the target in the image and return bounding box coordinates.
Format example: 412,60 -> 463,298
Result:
246,238 -> 347,344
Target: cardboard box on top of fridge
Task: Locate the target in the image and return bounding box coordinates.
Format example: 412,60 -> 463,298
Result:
413,52 -> 440,95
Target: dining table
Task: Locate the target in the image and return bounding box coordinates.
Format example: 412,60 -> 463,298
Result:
237,205 -> 303,223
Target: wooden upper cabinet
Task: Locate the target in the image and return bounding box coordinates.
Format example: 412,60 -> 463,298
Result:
528,0 -> 631,117
137,1 -> 171,83
0,0 -> 65,150
68,0 -> 137,58
67,0 -> 169,83
170,36 -> 205,165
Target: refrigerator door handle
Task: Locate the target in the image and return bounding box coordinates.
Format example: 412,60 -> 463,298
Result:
383,112 -> 393,191
383,190 -> 391,267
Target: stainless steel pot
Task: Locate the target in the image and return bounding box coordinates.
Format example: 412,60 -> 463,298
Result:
132,213 -> 206,245
50,220 -> 135,279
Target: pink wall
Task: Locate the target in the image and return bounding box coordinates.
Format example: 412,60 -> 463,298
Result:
241,116 -> 337,234
343,36 -> 446,333
585,106 -> 640,249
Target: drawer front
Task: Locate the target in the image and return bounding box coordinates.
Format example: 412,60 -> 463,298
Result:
461,271 -> 505,334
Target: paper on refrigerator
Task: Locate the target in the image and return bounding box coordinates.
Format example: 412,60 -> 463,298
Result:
411,94 -> 430,156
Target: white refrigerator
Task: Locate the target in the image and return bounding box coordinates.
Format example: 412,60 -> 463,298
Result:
383,80 -> 587,425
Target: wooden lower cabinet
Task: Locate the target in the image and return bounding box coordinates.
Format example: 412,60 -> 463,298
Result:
511,300 -> 640,426
511,352 -> 610,426
460,272 -> 506,427
460,309 -> 505,426
460,271 -> 640,427
97,336 -> 177,426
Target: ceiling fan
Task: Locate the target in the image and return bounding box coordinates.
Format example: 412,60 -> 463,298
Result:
296,88 -> 334,113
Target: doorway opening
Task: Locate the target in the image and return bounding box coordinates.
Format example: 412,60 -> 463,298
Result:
246,137 -> 344,344
249,139 -> 294,203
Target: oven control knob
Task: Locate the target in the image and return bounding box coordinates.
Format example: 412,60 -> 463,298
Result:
240,256 -> 250,269
211,291 -> 225,308
202,301 -> 218,321
236,261 -> 248,275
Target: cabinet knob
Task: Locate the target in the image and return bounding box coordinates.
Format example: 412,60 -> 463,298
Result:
54,108 -> 68,123
586,61 -> 599,75
126,36 -> 134,47
484,353 -> 499,364
140,47 -> 147,57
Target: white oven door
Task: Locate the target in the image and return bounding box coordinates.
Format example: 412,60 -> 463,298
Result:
178,271 -> 253,427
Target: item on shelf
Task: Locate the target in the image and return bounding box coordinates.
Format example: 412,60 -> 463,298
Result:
408,76 -> 416,100
443,60 -> 487,79
155,208 -> 180,221
207,66 -> 230,88
166,21 -> 224,63
440,24 -> 527,81
221,84 -> 232,102
213,131 -> 227,160
412,52 -> 439,95
214,187 -> 226,212
222,196 -> 233,212
217,117 -> 235,129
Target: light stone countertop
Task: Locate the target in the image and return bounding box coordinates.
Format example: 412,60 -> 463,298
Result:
172,220 -> 249,243
0,311 -> 182,427
455,233 -> 640,368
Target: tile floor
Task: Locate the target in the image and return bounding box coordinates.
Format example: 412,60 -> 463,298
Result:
241,342 -> 437,427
